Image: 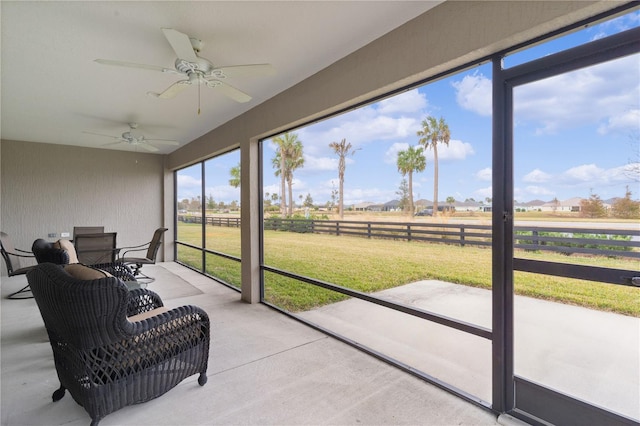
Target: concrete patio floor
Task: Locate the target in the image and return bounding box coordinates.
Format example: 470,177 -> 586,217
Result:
2,262 -> 502,426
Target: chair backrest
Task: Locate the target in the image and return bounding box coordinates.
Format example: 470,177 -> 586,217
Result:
32,239 -> 71,265
27,263 -> 129,348
73,226 -> 104,241
74,232 -> 117,265
1,231 -> 21,274
145,228 -> 168,261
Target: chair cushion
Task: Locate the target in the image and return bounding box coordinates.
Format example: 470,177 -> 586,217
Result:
127,307 -> 170,322
54,239 -> 79,264
64,264 -> 113,280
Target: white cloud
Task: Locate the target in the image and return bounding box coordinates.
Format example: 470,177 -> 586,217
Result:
301,155 -> 337,173
294,90 -> 428,158
476,167 -> 492,181
523,168 -> 553,183
560,164 -> 604,183
514,54 -> 639,134
377,89 -> 428,115
383,142 -> 410,164
598,109 -> 640,135
452,72 -> 492,116
177,174 -> 203,200
177,174 -> 201,188
423,139 -> 475,161
515,163 -> 637,201
524,185 -> 555,196
204,184 -> 240,203
474,186 -> 492,200
344,187 -> 398,205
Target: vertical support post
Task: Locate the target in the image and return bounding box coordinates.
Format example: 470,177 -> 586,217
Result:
200,162 -> 206,272
492,55 -> 515,414
241,138 -> 262,303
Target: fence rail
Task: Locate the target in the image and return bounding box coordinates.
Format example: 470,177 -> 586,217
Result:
178,215 -> 640,259
179,215 -> 241,228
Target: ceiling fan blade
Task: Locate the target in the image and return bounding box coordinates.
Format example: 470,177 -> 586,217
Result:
94,59 -> 180,75
162,28 -> 198,62
82,131 -> 119,140
206,80 -> 252,103
146,139 -> 180,146
138,143 -> 159,152
216,64 -> 275,78
147,80 -> 191,99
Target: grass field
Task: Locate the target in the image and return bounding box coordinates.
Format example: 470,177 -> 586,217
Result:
176,222 -> 639,317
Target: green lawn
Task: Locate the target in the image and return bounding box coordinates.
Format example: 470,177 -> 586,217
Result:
176,222 -> 639,316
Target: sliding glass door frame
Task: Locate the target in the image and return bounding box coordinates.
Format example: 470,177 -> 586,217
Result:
493,26 -> 640,425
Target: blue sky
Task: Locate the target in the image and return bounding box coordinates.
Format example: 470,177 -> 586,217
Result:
179,11 -> 639,206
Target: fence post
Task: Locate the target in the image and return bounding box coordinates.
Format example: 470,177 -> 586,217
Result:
461,226 -> 465,247
407,224 -> 412,241
368,223 -> 371,238
532,230 -> 539,248
336,222 -> 340,236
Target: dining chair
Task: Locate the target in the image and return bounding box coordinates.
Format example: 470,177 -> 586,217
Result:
73,232 -> 118,266
72,226 -> 104,241
118,228 -> 168,283
0,231 -> 37,299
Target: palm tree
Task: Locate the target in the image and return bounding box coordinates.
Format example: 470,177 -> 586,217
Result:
271,151 -> 287,215
229,162 -> 241,188
329,138 -> 357,219
283,139 -> 304,216
396,145 -> 426,218
272,132 -> 302,216
417,116 -> 450,216
446,196 -> 455,207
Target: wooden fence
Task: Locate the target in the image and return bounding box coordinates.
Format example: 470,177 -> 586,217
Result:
178,215 -> 640,259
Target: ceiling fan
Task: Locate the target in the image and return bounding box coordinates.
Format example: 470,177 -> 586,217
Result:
83,122 -> 179,152
95,28 -> 275,108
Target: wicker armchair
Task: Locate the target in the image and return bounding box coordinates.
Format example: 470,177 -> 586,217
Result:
32,238 -> 70,264
27,263 -> 210,426
32,238 -> 137,282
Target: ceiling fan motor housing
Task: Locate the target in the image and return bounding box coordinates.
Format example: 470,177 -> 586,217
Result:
175,57 -> 214,75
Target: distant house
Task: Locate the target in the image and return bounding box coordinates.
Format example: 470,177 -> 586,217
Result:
353,202 -> 376,211
383,199 -> 401,212
415,199 -> 432,209
541,197 -> 583,212
452,200 -> 482,212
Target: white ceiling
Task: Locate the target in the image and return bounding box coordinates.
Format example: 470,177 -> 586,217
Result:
1,1 -> 440,154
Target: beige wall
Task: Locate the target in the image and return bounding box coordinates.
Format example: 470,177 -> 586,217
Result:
0,140 -> 167,275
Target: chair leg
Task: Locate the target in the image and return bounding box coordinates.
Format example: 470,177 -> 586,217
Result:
198,372 -> 208,386
134,270 -> 155,284
7,284 -> 34,300
52,385 -> 66,402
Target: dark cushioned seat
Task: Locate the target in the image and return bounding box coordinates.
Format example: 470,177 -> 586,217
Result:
27,263 -> 210,426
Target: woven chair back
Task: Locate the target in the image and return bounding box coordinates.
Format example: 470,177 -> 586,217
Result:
27,263 -> 129,348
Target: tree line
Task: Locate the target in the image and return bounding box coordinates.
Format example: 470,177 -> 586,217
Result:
222,115 -> 638,220
266,115 -> 451,219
